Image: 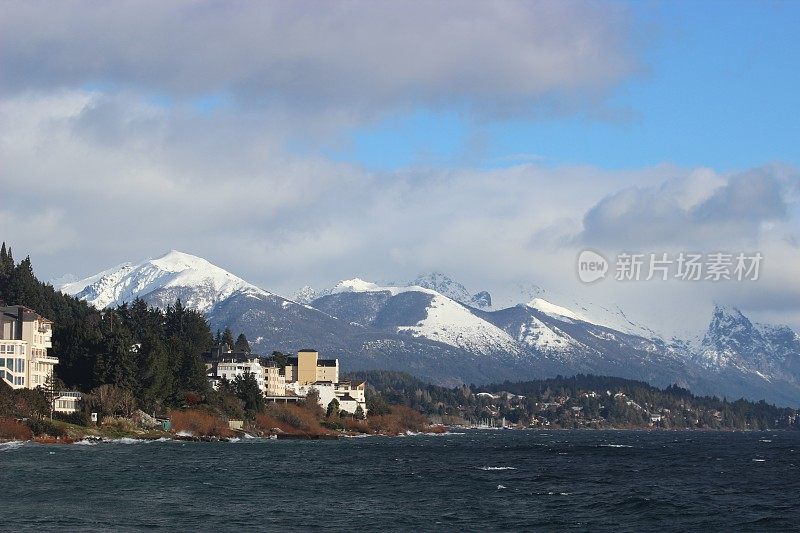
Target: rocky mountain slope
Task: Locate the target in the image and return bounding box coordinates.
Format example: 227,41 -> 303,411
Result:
58,251 -> 800,405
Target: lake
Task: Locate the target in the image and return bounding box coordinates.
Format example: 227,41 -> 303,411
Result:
1,430 -> 798,531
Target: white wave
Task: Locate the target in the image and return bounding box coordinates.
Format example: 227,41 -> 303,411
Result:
479,466 -> 517,471
599,444 -> 633,448
0,441 -> 27,451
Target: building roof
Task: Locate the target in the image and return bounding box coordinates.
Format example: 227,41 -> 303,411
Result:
286,356 -> 338,367
338,394 -> 358,402
0,305 -> 53,323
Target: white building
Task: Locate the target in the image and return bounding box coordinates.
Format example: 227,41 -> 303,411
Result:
0,305 -> 58,389
285,379 -> 367,416
205,347 -> 367,415
54,391 -> 82,414
215,358 -> 266,392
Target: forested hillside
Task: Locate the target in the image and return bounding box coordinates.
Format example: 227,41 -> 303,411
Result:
1,243 -> 210,411
347,370 -> 800,430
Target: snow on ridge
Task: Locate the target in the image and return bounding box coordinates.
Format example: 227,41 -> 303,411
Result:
331,277 -> 520,355
526,297 -> 590,323
397,292 -> 521,356
59,262 -> 133,296
331,278 -> 439,298
61,250 -> 270,311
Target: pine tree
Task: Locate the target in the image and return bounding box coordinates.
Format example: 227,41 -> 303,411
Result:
221,327 -> 234,350
234,333 -> 251,353
137,333 -> 172,414
233,372 -> 264,414
326,398 -> 340,418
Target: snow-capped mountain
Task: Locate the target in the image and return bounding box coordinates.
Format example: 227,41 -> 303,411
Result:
293,285 -> 331,305
692,305 -> 800,404
410,272 -> 493,309
698,305 -> 800,373
318,278 -> 521,357
57,252 -> 800,405
59,251 -> 265,312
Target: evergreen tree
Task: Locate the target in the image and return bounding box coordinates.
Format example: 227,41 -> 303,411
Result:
137,333 -> 172,414
233,372 -> 264,415
96,327 -> 138,392
270,351 -> 288,369
221,327 -> 234,350
326,398 -> 340,418
234,333 -> 251,353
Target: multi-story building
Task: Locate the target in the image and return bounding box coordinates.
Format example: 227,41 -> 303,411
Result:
204,345 -> 366,415
216,358 -> 266,392
263,361 -> 286,396
284,349 -> 339,384
0,305 -> 58,389
281,350 -> 365,415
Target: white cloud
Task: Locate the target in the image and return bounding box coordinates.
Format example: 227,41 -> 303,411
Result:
3,90 -> 798,336
0,0 -> 637,120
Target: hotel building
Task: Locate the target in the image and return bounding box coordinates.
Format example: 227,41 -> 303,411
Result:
0,305 -> 58,389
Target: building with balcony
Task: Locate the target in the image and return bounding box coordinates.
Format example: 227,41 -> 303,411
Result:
215,358 -> 266,392
0,305 -> 58,390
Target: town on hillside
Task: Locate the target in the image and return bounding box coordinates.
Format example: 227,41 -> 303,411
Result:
1,302 -> 367,433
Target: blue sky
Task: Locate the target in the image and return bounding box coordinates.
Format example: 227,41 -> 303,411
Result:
328,1 -> 800,172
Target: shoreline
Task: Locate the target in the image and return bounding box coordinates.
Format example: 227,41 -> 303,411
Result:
2,425 -> 793,447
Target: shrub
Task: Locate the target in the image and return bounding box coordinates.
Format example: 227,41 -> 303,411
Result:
102,416 -> 137,433
0,418 -> 33,440
185,392 -> 203,406
170,409 -> 233,437
390,405 -> 429,432
54,411 -> 91,426
343,418 -> 369,433
256,404 -> 330,436
25,417 -> 65,437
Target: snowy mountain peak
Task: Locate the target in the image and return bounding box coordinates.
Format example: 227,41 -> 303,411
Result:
526,298 -> 590,323
59,250 -> 266,312
332,278 -> 386,294
148,250 -> 217,272
410,272 -> 492,309
411,272 -> 471,303
293,285 -> 330,304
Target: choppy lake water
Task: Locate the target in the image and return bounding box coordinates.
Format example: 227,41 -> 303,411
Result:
2,430 -> 799,531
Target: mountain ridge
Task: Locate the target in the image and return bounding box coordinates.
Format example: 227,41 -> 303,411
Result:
57,250 -> 800,406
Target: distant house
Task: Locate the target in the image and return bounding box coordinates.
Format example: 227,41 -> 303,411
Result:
54,391 -> 82,414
